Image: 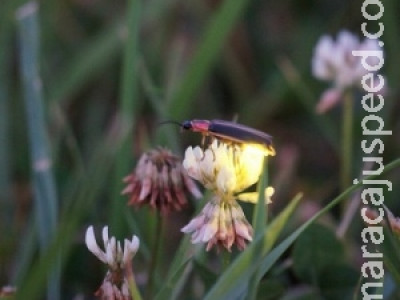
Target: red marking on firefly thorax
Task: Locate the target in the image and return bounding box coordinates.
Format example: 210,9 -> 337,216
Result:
190,120 -> 211,133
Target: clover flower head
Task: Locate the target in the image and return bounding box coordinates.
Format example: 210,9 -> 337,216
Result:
312,30 -> 381,89
183,140 -> 269,196
181,140 -> 274,251
312,30 -> 383,113
122,147 -> 202,214
85,226 -> 139,300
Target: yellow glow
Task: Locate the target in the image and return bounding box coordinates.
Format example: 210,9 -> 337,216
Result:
234,144 -> 265,190
183,141 -> 274,196
237,187 -> 275,204
242,143 -> 275,157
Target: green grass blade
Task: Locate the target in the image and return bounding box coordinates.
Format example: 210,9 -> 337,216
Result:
246,193 -> 303,300
110,0 -> 141,233
48,21 -> 124,105
154,196 -> 209,300
140,59 -> 181,151
16,123 -> 130,299
154,258 -> 192,300
168,0 -> 249,120
254,194 -> 303,284
0,24 -> 11,202
204,158 -> 400,300
16,2 -> 60,299
246,157 -> 269,300
11,216 -> 37,285
252,157 -> 268,237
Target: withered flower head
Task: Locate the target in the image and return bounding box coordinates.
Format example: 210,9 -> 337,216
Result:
122,147 -> 202,214
181,197 -> 253,251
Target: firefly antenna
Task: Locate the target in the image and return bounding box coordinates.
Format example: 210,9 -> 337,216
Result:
158,120 -> 183,128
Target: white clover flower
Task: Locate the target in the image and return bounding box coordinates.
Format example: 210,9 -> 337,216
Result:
312,30 -> 381,89
182,140 -> 274,251
85,226 -> 139,300
312,30 -> 384,113
183,140 -> 267,196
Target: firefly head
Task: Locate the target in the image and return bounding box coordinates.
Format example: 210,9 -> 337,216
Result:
181,120 -> 193,130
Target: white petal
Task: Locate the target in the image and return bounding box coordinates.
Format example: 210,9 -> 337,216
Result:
85,226 -> 107,263
216,166 -> 235,194
106,237 -> 116,267
193,146 -> 204,160
117,241 -> 123,262
192,226 -> 206,244
122,235 -> 139,265
202,216 -> 218,242
102,226 -> 109,250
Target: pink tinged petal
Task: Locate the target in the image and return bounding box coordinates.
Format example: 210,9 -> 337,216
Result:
192,225 -> 207,244
169,168 -> 188,208
235,236 -> 247,251
316,88 -> 343,114
121,183 -> 134,195
206,237 -> 218,252
203,201 -> 217,219
123,174 -> 133,183
85,226 -> 107,263
121,281 -> 130,297
202,206 -> 220,242
202,222 -> 218,243
181,214 -> 205,233
138,162 -> 153,200
234,220 -> 253,241
161,165 -> 172,203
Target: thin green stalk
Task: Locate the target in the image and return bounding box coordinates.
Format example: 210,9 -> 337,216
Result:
222,249 -> 231,272
126,260 -> 143,300
16,2 -> 60,299
146,213 -> 163,299
341,90 -> 353,192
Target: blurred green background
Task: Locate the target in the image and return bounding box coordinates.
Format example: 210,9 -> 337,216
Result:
0,0 -> 399,299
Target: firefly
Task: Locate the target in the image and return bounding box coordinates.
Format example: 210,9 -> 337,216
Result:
162,119 -> 275,156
